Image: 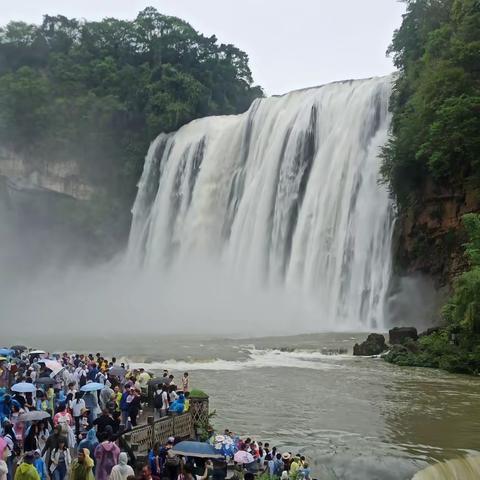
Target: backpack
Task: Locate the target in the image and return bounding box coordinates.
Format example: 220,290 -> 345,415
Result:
165,451 -> 180,467
153,392 -> 163,409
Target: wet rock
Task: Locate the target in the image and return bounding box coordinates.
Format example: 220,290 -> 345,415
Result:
321,347 -> 348,355
353,333 -> 387,356
389,327 -> 418,345
419,326 -> 442,338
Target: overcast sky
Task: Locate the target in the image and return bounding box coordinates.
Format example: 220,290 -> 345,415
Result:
0,0 -> 406,95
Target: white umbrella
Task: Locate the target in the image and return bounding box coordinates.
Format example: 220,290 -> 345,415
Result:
11,382 -> 36,393
18,410 -> 51,421
29,350 -> 46,355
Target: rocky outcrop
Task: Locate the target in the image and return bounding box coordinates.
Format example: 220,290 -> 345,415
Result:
353,333 -> 387,356
396,179 -> 480,287
0,148 -> 96,200
389,327 -> 418,345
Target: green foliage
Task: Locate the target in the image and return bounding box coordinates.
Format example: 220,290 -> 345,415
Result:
0,9 -> 263,253
381,0 -> 480,208
195,409 -> 216,442
189,389 -> 209,399
385,214 -> 480,374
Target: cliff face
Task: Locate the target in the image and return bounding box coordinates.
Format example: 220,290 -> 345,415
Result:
0,148 -> 96,201
396,180 -> 480,288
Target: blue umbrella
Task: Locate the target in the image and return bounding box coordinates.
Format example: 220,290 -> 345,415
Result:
11,382 -> 36,393
0,349 -> 14,357
80,382 -> 105,392
170,441 -> 224,459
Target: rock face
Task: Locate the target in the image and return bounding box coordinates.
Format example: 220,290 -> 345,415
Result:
0,148 -> 96,200
353,333 -> 387,356
389,327 -> 418,345
396,179 -> 480,288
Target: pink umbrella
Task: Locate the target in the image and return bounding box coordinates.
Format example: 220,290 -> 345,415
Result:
44,360 -> 65,377
233,450 -> 254,464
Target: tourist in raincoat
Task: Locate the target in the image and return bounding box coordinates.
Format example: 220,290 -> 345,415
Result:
14,452 -> 40,480
33,450 -> 47,480
168,394 -> 185,414
0,437 -> 8,480
109,453 -> 134,480
69,449 -> 94,480
93,433 -> 120,480
77,430 -> 99,459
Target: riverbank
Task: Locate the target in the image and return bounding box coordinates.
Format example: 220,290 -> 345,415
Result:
383,327 -> 480,375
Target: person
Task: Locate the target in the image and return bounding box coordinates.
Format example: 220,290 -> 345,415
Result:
141,466 -> 159,480
101,387 -> 114,412
36,421 -> 50,453
153,387 -> 163,420
54,405 -> 73,431
273,454 -> 284,478
93,433 -> 120,480
41,425 -> 66,470
126,389 -> 141,427
164,449 -> 180,480
160,386 -> 169,418
0,437 -> 8,480
148,444 -> 162,478
69,449 -> 94,480
168,386 -> 177,405
3,421 -> 19,480
297,462 -> 310,480
92,410 -> 116,437
50,440 -> 71,480
119,386 -> 130,426
178,463 -> 210,480
71,393 -> 86,438
24,425 -> 39,452
33,450 -> 47,480
77,430 -> 99,460
289,457 -> 301,477
181,373 -> 189,393
14,452 -> 40,480
137,369 -> 150,395
109,453 -> 134,480
183,393 -> 190,413
168,394 -> 184,415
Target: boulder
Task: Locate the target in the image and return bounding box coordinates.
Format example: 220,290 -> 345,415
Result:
353,333 -> 387,356
419,326 -> 442,338
389,327 -> 418,345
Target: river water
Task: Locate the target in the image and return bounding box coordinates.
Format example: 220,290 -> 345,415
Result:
31,332 -> 480,480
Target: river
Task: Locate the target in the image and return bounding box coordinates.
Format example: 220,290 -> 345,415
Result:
29,332 -> 480,480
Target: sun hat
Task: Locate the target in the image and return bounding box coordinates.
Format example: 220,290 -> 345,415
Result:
168,436 -> 175,443
282,452 -> 291,461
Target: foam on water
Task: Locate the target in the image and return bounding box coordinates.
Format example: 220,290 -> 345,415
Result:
128,348 -> 344,372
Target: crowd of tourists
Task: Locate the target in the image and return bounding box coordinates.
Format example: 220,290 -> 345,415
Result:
0,347 -> 310,480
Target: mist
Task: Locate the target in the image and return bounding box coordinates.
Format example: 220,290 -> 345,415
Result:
0,243 -> 328,342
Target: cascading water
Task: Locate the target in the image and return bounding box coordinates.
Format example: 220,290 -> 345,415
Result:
127,76 -> 395,330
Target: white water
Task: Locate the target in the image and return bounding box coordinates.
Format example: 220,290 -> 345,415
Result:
127,76 -> 394,330
128,348 -> 345,372
412,456 -> 480,479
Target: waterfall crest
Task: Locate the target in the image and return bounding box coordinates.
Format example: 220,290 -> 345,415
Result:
127,76 -> 394,330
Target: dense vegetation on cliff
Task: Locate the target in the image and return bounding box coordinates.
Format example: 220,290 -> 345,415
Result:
0,9 -> 262,254
381,0 -> 479,208
383,0 -> 480,374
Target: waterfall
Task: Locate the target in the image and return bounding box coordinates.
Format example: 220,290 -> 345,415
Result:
412,456 -> 480,479
127,76 -> 394,330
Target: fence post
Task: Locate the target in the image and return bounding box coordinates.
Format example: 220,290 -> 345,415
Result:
147,415 -> 155,450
